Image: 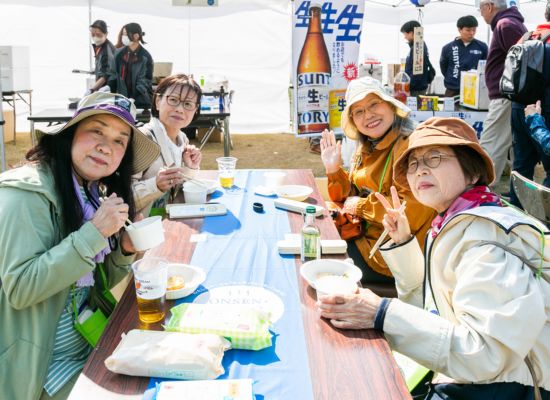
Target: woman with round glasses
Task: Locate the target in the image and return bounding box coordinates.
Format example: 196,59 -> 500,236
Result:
133,73 -> 203,216
320,76 -> 436,284
318,117 -> 550,399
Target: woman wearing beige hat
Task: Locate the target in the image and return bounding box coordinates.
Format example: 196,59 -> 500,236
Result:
320,76 -> 436,283
318,117 -> 550,399
0,92 -> 160,399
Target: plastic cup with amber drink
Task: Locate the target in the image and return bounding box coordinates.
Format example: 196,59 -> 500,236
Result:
216,157 -> 238,189
131,258 -> 168,324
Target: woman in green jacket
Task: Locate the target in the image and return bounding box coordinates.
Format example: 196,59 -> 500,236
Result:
0,92 -> 159,399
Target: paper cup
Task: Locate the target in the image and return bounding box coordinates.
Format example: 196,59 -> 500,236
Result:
183,182 -> 208,204
263,171 -> 286,189
126,216 -> 165,251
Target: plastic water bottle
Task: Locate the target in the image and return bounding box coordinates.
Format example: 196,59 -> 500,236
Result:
301,206 -> 321,262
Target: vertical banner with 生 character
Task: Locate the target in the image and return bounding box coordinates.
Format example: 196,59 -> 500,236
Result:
293,0 -> 364,137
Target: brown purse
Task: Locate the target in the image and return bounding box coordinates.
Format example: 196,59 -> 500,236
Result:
328,202 -> 364,241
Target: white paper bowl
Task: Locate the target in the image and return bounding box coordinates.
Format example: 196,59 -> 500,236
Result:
275,185 -> 313,202
184,179 -> 219,195
300,259 -> 362,292
126,216 -> 165,251
166,263 -> 206,300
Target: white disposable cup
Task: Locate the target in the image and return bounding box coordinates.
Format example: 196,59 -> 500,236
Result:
126,216 -> 165,251
183,183 -> 208,204
315,275 -> 358,297
263,171 -> 286,189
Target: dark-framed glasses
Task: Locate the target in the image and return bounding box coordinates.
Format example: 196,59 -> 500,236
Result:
164,95 -> 198,111
407,151 -> 456,174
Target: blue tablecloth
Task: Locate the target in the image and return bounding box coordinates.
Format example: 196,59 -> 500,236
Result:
148,170 -> 314,399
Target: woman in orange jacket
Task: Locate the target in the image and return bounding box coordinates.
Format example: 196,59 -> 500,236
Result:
320,77 -> 436,283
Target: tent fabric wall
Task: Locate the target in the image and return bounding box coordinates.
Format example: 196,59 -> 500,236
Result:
0,0 -> 547,134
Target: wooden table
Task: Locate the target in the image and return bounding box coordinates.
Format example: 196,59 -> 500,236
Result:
70,170 -> 411,400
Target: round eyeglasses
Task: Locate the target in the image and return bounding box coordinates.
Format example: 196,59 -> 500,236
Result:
163,95 -> 198,111
407,151 -> 456,174
349,99 -> 383,120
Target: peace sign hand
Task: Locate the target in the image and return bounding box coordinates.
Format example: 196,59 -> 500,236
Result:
374,186 -> 412,245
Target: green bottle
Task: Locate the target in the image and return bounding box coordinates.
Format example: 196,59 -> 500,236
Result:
301,206 -> 321,261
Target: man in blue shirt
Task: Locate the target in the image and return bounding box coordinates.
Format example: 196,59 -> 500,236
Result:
440,16 -> 488,97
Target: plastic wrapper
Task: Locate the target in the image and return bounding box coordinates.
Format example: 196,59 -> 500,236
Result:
166,303 -> 272,350
104,329 -> 230,380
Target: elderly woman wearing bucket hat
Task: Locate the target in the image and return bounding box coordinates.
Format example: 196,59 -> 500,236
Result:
318,117 -> 550,399
320,76 -> 436,283
0,92 -> 160,400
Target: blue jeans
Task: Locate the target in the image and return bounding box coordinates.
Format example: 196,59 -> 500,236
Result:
509,105 -> 550,208
424,382 -> 550,400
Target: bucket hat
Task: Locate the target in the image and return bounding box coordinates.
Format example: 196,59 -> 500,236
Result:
393,117 -> 495,187
48,92 -> 160,174
341,76 -> 411,140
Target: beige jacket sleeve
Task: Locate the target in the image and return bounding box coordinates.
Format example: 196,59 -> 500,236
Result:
381,230 -> 546,383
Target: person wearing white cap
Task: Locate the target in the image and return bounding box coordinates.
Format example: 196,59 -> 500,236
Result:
0,92 -> 160,399
320,77 -> 436,283
318,117 -> 550,399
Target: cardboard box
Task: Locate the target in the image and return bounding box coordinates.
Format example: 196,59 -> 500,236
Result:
387,64 -> 401,86
197,127 -> 221,143
2,107 -> 14,143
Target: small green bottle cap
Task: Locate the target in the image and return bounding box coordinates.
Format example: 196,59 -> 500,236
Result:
306,206 -> 316,214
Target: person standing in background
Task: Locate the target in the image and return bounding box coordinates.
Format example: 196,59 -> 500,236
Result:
439,16 -> 488,97
509,3 -> 550,207
400,20 -> 432,97
111,23 -> 154,111
479,0 -> 527,186
87,20 -> 116,95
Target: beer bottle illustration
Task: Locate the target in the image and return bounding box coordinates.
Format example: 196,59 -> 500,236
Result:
297,4 -> 331,134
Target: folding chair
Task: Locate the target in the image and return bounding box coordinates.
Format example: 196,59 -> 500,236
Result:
511,171 -> 550,226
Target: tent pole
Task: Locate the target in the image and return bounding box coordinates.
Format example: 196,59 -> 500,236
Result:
188,6 -> 191,74
0,70 -> 6,172
89,0 -> 93,71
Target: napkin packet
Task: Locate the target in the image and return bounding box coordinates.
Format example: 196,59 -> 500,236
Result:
166,303 -> 273,350
104,330 -> 230,380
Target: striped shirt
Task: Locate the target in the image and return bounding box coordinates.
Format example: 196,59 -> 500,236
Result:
43,287 -> 92,396
44,186 -> 96,396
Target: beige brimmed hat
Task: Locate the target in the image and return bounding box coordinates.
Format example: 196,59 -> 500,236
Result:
341,76 -> 411,140
49,92 -> 160,174
394,117 -> 495,187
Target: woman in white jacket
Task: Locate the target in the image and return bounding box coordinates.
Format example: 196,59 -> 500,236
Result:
317,117 -> 550,399
132,74 -> 202,216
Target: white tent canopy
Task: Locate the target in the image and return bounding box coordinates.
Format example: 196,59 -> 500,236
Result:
0,0 -> 547,133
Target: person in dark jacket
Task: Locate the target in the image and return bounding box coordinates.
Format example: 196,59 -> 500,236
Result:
439,16 -> 488,97
478,0 -> 527,186
111,23 -> 153,110
88,20 -> 116,95
400,20 -> 432,96
509,4 -> 550,207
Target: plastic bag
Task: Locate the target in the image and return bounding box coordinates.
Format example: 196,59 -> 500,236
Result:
104,330 -> 230,380
166,303 -> 272,350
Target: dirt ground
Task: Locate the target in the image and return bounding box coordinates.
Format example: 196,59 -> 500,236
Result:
3,131 -> 540,194
4,131 -> 327,177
